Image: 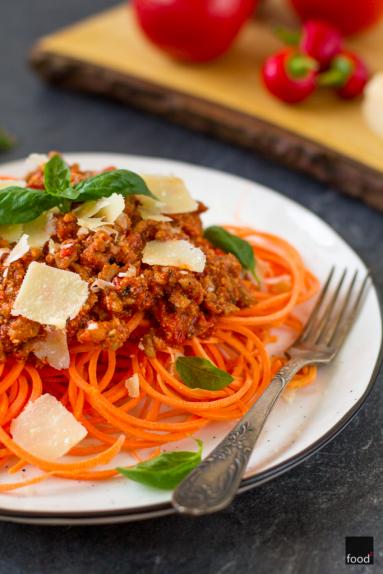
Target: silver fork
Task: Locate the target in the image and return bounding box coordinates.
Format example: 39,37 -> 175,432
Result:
172,267 -> 370,516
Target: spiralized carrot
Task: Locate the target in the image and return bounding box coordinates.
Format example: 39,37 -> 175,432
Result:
0,227 -> 319,491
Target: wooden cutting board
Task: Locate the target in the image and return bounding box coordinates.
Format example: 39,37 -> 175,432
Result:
30,3 -> 383,211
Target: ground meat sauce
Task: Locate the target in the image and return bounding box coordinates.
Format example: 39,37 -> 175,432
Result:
0,163 -> 255,361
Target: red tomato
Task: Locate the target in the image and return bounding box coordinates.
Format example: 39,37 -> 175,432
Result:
289,0 -> 383,36
133,0 -> 257,62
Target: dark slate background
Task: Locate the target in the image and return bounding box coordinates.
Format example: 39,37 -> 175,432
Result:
0,1 -> 382,573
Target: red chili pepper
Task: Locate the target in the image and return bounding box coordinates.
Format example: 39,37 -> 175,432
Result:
262,49 -> 318,104
132,0 -> 257,62
300,20 -> 342,69
275,20 -> 342,70
318,51 -> 369,99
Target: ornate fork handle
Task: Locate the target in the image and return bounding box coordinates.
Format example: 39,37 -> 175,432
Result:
172,357 -> 308,515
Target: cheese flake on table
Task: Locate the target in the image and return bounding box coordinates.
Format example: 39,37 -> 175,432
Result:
142,240 -> 206,272
11,262 -> 89,328
33,328 -> 70,370
11,394 -> 87,460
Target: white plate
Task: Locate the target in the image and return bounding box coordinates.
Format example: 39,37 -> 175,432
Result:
0,153 -> 381,525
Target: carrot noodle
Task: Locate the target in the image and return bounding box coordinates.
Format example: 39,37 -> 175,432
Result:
0,228 -> 320,491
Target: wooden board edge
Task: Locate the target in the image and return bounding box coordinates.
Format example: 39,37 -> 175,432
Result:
29,44 -> 383,212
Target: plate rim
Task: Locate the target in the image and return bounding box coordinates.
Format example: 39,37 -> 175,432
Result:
0,152 -> 381,525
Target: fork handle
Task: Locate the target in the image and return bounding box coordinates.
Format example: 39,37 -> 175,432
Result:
172,358 -> 308,515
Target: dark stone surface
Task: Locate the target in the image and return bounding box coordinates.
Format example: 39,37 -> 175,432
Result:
0,1 -> 382,573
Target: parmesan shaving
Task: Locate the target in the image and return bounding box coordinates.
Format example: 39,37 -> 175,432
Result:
97,193 -> 125,223
23,212 -> 51,248
138,206 -> 172,222
77,217 -> 105,232
0,223 -> 24,243
48,239 -> 56,255
118,265 -> 136,278
142,240 -> 206,272
11,262 -> 89,328
142,175 -> 198,214
33,328 -> 70,370
26,153 -> 49,168
4,234 -> 29,266
115,212 -> 129,229
77,227 -> 89,238
75,194 -> 125,231
125,374 -> 140,398
11,394 -> 87,460
74,198 -> 110,219
0,210 -> 56,248
0,179 -> 26,189
90,278 -> 116,292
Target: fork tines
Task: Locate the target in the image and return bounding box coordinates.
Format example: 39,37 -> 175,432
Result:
298,267 -> 370,350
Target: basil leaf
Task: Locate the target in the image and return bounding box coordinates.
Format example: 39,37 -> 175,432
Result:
176,356 -> 234,390
204,225 -> 257,276
0,187 -> 60,224
75,169 -> 156,201
117,440 -> 203,490
44,155 -> 79,200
